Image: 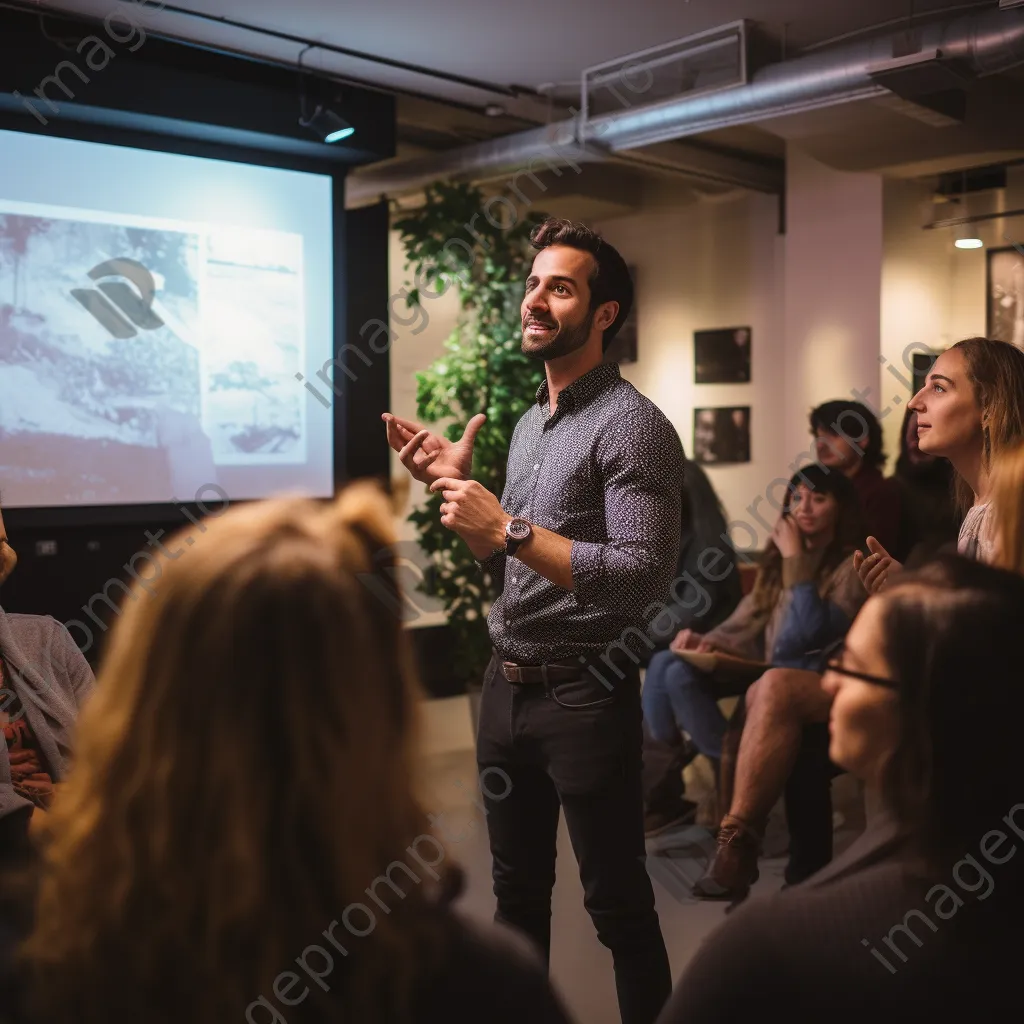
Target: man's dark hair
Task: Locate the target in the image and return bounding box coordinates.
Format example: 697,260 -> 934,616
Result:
809,399 -> 885,469
529,218 -> 633,350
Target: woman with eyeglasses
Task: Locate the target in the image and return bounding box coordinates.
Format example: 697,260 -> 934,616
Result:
658,554 -> 1024,1024
695,337 -> 1024,901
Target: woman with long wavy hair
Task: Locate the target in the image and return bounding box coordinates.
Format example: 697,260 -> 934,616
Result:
1,483 -> 569,1024
697,336 -> 1024,903
641,464 -> 866,884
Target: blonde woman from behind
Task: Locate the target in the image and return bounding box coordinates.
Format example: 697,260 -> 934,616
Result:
2,483 -> 570,1024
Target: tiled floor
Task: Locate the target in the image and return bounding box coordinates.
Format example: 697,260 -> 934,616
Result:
419,701 -> 866,1024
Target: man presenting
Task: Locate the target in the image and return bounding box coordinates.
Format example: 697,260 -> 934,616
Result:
384,218 -> 682,1024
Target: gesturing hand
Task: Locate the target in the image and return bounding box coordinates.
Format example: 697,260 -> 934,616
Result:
428,477 -> 506,559
853,536 -> 902,595
771,512 -> 804,559
383,412 -> 486,485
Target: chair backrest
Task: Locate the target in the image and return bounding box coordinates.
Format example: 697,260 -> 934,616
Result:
739,563 -> 758,596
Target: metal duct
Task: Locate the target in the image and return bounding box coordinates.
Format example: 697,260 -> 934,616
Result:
347,6 -> 1024,207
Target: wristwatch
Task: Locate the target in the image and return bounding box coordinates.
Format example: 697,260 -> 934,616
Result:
504,517 -> 533,558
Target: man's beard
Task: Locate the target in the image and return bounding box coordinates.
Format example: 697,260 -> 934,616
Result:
521,309 -> 595,361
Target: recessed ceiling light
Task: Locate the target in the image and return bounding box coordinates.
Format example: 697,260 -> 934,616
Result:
954,237 -> 983,249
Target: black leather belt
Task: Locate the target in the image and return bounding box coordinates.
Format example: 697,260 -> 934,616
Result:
498,652 -> 636,685
501,660 -> 582,684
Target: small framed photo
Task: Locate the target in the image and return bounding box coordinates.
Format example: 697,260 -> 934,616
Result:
912,351 -> 939,395
693,406 -> 751,465
694,326 -> 751,384
987,246 -> 1024,349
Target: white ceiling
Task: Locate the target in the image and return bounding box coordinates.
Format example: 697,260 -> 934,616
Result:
27,0 -> 999,116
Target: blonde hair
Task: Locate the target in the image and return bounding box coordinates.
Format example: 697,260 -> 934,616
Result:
949,338 -> 1024,514
991,441 -> 1024,575
20,483 -> 452,1024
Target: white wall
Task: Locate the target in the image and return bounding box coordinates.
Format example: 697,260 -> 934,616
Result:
387,228 -> 459,627
596,191 -> 786,550
782,148 -> 885,472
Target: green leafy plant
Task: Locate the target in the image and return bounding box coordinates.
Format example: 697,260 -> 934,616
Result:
394,182 -> 546,685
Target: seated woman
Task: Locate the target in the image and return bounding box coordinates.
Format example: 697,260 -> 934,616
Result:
641,465 -> 865,870
0,495 -> 94,854
1,483 -> 570,1024
656,555 -> 1024,1023
642,461 -> 742,835
698,336 -> 1024,901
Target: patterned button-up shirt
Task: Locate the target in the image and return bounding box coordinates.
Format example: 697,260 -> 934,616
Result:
480,362 -> 684,663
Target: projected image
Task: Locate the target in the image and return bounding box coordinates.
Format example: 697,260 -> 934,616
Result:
203,227 -> 305,465
0,206 -> 305,505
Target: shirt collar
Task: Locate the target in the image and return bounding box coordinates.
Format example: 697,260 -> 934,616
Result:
535,362 -> 621,411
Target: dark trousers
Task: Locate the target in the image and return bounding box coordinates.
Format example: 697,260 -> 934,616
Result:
476,654 -> 673,1024
784,723 -> 841,884
641,722 -> 689,815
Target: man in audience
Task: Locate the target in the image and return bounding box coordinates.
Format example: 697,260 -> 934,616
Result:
0,494 -> 94,852
811,401 -> 901,554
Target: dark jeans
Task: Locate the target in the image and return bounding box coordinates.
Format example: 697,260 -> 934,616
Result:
476,653 -> 673,1024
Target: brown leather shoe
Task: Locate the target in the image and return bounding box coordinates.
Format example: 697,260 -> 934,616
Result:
692,819 -> 760,901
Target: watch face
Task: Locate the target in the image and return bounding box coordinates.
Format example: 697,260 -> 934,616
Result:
507,519 -> 531,541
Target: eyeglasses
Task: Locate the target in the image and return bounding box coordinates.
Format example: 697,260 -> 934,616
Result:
818,638 -> 900,690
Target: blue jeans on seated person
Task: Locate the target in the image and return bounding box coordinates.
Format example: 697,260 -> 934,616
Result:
642,650 -> 729,761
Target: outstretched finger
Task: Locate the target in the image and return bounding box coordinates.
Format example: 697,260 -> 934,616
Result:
462,413 -> 487,445
865,536 -> 890,560
398,430 -> 430,468
865,559 -> 890,592
382,415 -> 407,454
388,413 -> 427,435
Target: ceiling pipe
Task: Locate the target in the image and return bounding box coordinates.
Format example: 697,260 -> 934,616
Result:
347,5 -> 1024,207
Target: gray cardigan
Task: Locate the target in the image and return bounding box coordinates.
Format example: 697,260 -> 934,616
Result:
0,606 -> 95,822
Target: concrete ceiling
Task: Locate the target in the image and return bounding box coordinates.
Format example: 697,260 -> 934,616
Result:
18,0 -> 1024,219
27,0 -> 998,115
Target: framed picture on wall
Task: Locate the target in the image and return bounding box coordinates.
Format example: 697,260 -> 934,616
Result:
912,351 -> 940,395
693,406 -> 751,465
987,246 -> 1024,349
694,326 -> 751,383
603,264 -> 638,365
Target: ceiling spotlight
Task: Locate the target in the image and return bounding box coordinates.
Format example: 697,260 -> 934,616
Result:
296,44 -> 355,144
954,236 -> 983,249
484,104 -> 506,117
300,104 -> 355,143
